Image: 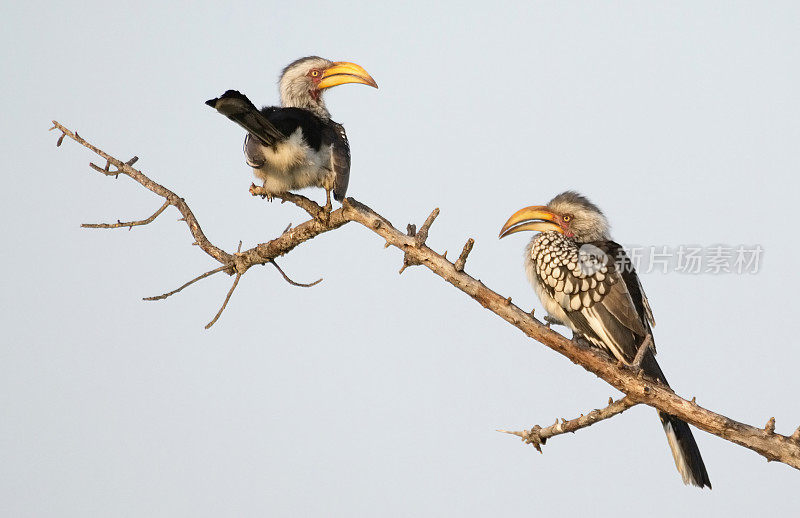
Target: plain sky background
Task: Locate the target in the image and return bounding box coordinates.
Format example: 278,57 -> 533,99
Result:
2,1 -> 799,516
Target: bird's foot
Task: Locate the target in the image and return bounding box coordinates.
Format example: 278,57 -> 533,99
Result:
249,183 -> 273,201
543,315 -> 565,328
323,188 -> 333,215
631,334 -> 654,370
571,332 -> 589,346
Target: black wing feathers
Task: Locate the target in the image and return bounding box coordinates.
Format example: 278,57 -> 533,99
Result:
326,122 -> 351,201
260,107 -> 325,150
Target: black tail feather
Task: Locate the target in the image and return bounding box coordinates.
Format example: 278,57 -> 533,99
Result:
659,412 -> 712,488
206,90 -> 285,147
640,350 -> 711,488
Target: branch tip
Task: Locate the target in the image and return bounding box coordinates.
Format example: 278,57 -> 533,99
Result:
205,273 -> 242,329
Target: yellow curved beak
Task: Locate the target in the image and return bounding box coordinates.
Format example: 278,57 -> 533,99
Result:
499,206 -> 563,239
319,61 -> 378,90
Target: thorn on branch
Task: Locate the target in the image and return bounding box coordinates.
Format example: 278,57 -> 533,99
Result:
126,156 -> 139,166
270,260 -> 323,288
454,238 -> 475,272
791,427 -> 800,442
81,201 -> 170,230
143,265 -> 230,301
765,417 -> 776,434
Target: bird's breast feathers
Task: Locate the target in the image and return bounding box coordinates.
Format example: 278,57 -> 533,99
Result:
261,128 -> 319,170
247,127 -> 334,193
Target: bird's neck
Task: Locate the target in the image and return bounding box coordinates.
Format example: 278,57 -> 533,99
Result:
280,89 -> 331,119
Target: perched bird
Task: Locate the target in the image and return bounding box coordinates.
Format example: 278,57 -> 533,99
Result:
499,191 -> 711,488
205,56 -> 378,205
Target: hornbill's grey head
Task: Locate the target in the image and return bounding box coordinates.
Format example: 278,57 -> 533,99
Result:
498,191 -> 611,242
279,56 -> 378,118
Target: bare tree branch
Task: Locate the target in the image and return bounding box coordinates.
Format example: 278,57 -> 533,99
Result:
143,265 -> 230,301
82,200 -> 170,229
498,396 -> 639,452
51,121 -> 231,266
270,260 -> 323,288
205,272 -> 242,329
53,120 -> 800,474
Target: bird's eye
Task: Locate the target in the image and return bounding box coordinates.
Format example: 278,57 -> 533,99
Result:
563,215 -> 572,222
310,70 -> 320,77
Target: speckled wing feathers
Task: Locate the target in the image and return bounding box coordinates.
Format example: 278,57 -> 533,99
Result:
530,233 -> 650,362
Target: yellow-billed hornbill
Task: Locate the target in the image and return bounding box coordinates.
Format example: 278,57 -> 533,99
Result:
206,57 -> 378,204
499,191 -> 711,489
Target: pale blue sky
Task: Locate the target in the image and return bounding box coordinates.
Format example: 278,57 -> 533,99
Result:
2,1 -> 799,516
